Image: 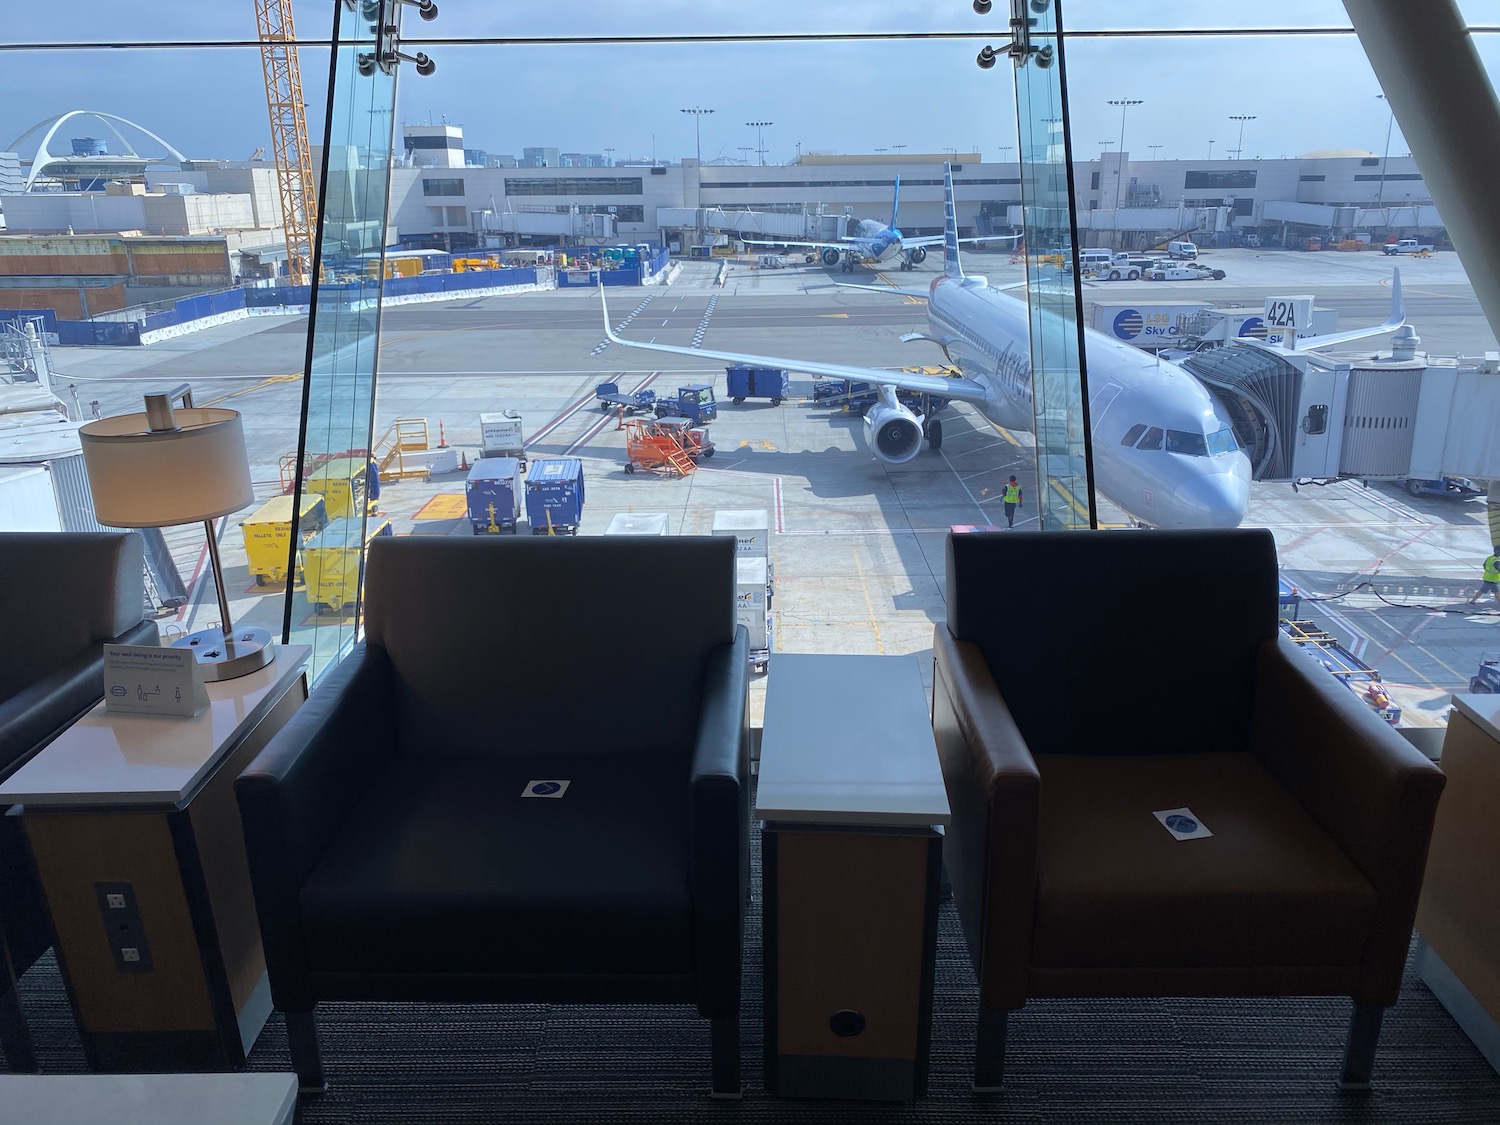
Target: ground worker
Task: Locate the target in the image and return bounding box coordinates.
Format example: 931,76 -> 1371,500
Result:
1467,546 -> 1500,609
1002,475 -> 1023,529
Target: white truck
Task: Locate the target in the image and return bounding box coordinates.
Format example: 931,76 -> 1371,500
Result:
479,410 -> 526,470
1382,239 -> 1434,255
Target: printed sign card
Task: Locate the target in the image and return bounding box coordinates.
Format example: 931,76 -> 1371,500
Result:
1153,807 -> 1214,841
103,644 -> 210,718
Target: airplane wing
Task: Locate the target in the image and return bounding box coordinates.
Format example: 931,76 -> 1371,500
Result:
741,236 -> 867,252
900,233 -> 1023,250
598,286 -> 986,404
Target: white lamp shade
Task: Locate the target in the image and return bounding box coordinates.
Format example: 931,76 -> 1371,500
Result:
80,407 -> 255,528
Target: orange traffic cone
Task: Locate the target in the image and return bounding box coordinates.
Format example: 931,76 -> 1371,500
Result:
438,420 -> 448,447
459,450 -> 469,471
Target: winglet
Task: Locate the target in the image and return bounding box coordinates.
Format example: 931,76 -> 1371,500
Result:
942,163 -> 963,280
1390,266 -> 1404,326
890,174 -> 901,231
598,281 -> 624,343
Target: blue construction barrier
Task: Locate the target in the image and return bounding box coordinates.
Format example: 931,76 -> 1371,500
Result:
142,288 -> 246,332
55,320 -> 141,346
0,309 -> 61,334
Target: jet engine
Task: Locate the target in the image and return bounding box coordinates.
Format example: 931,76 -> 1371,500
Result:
908,246 -> 927,265
821,247 -> 841,266
865,401 -> 924,464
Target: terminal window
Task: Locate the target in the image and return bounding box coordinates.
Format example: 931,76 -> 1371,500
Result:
422,178 -> 465,197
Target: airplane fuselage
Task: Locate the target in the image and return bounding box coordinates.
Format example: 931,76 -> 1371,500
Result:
850,218 -> 904,262
924,274 -> 1252,528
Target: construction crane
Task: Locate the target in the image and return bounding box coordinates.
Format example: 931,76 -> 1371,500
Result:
253,0 -> 317,286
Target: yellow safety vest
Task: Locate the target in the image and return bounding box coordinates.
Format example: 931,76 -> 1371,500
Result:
1484,555 -> 1500,582
1002,483 -> 1021,503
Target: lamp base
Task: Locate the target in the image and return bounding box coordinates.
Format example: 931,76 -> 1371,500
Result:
173,625 -> 275,682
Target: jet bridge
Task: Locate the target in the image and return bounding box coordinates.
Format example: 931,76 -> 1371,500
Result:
1183,329 -> 1500,488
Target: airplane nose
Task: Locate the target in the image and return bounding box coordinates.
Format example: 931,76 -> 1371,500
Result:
1171,471 -> 1250,529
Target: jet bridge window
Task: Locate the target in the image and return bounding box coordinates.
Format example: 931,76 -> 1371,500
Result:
1138,427 -> 1164,450
1121,424 -> 1148,447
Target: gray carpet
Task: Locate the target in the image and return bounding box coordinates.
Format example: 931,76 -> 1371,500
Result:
11,841 -> 1500,1124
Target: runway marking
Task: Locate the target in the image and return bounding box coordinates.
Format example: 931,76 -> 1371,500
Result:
589,292 -> 658,355
1048,478 -> 1091,521
1318,602 -> 1371,660
690,293 -> 719,348
414,494 -> 467,520
851,547 -> 886,654
563,372 -> 660,456
773,477 -> 785,533
939,448 -> 990,520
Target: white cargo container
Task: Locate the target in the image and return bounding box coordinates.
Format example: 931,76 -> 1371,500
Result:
605,512 -> 670,535
712,509 -> 769,557
479,410 -> 526,469
735,555 -> 770,671
0,464 -> 63,531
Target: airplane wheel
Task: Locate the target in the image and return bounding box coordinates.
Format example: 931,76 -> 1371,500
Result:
927,419 -> 944,452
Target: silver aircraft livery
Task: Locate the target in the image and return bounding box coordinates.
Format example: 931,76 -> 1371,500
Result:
602,165 -> 1405,529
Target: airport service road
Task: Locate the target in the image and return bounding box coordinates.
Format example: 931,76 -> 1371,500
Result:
46,254 -> 1497,726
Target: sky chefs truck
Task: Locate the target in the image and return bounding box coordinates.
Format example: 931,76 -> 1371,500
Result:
479,411 -> 526,470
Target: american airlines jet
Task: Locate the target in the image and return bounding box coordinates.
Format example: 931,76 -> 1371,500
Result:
602,165 -> 1401,529
743,175 -> 1019,273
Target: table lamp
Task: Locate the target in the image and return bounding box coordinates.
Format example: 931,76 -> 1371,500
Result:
79,384 -> 274,681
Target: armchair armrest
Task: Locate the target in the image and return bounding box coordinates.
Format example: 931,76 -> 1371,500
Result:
932,628 -> 1040,1011
234,643 -> 397,1007
688,626 -> 749,1017
1251,633 -> 1446,1004
0,619 -> 157,780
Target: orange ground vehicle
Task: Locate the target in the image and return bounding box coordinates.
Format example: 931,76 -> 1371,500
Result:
623,418 -> 698,475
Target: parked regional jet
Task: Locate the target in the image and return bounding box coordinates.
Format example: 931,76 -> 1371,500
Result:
602,166 -> 1404,529
743,175 -> 1019,273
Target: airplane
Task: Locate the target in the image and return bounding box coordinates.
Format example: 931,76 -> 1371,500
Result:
742,175 -> 1020,273
601,164 -> 1405,530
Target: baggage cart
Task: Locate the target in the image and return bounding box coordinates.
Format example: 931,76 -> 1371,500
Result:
240,493 -> 328,586
304,456 -> 370,520
525,457 -> 585,535
465,457 -> 523,534
725,365 -> 789,406
605,512 -> 671,535
302,515 -> 392,613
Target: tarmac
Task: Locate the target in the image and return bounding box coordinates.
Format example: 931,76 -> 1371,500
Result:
47,247 -> 1500,729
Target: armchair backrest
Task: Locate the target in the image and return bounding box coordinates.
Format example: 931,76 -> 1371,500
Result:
945,528 -> 1278,756
0,531 -> 146,704
364,535 -> 737,757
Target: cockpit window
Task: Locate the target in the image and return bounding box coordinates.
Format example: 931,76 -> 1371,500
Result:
1165,429 -> 1208,456
1207,427 -> 1238,455
1138,427 -> 1164,450
1121,423 -> 1147,447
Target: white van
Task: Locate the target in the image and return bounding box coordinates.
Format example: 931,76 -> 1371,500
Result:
1073,248 -> 1115,271
1168,240 -> 1198,260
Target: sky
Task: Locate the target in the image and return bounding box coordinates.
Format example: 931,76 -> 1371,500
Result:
3,2 -> 1496,170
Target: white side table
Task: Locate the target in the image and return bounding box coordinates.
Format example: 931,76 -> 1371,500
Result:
756,653 -> 951,1101
0,647 -> 309,1072
0,1073 -> 297,1125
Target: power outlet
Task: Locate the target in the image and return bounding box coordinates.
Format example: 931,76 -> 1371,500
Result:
95,881 -> 152,974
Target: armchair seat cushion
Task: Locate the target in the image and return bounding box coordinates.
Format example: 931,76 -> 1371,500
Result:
1031,752 -> 1377,972
300,753 -> 692,977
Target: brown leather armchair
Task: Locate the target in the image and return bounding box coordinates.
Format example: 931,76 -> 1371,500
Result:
932,528 -> 1445,1091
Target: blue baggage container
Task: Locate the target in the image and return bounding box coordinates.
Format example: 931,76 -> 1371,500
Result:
524,457 -> 585,535
465,457 -> 523,534
725,365 -> 789,405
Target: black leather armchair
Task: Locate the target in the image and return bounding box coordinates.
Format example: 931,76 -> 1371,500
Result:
0,531 -> 157,1071
236,535 -> 749,1097
933,529 -> 1446,1091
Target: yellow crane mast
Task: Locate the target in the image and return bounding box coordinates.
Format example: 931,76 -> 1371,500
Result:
254,0 -> 318,286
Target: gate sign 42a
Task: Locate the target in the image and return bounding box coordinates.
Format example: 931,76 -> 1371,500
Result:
1263,295 -> 1313,333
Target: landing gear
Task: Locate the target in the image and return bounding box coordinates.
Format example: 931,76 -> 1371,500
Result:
926,419 -> 944,452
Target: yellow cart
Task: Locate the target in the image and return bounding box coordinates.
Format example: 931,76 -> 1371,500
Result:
304,457 -> 370,521
240,493 -> 328,586
301,515 -> 393,614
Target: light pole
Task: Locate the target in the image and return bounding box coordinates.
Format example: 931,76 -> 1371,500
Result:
998,145 -> 1013,162
892,143 -> 907,157
680,107 -> 714,164
1148,143 -> 1162,160
1228,114 -> 1257,160
1375,94 -> 1396,226
1207,138 -> 1215,160
745,120 -> 773,166
737,146 -> 754,165
1106,98 -> 1142,210
603,146 -> 614,167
